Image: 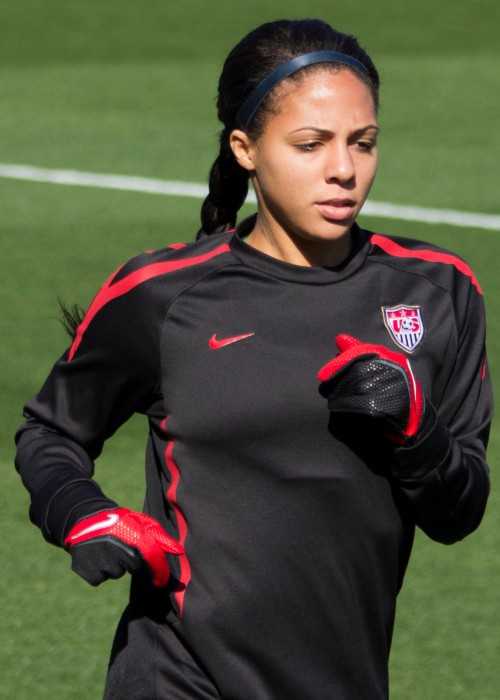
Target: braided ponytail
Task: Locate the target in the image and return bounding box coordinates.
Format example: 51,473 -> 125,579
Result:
198,129 -> 249,238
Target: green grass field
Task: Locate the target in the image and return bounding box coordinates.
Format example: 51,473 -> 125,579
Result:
2,1 -> 499,698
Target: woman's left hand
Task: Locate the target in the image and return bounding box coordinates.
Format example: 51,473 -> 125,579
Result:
316,333 -> 425,443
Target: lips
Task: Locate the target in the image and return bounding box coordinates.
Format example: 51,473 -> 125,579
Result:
315,198 -> 357,222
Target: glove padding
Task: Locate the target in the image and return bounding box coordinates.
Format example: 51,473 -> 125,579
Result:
317,333 -> 424,442
64,507 -> 184,587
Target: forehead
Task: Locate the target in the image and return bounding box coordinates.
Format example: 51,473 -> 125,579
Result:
266,67 -> 377,130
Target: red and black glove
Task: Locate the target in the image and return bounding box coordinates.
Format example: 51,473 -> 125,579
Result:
317,333 -> 425,443
64,507 -> 184,587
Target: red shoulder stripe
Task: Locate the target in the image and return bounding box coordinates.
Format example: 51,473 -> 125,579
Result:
68,242 -> 231,360
371,234 -> 482,295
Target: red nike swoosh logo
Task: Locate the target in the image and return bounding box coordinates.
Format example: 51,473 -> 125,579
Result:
209,332 -> 255,349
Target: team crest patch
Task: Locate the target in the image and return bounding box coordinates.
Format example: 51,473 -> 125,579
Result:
382,305 -> 424,353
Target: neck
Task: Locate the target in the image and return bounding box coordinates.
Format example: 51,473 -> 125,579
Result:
243,211 -> 353,268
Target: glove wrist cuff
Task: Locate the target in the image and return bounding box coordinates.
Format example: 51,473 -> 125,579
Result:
392,401 -> 451,479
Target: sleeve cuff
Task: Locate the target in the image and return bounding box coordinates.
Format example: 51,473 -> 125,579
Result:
43,478 -> 118,546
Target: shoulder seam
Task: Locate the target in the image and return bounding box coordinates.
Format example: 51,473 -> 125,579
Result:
163,260 -> 245,321
368,257 -> 460,350
68,241 -> 233,361
368,257 -> 453,297
370,233 -> 482,295
116,234 -> 230,279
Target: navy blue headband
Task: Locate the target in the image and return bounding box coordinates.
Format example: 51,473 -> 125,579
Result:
235,50 -> 369,129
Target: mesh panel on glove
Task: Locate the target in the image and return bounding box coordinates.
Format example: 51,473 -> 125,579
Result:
317,334 -> 423,440
321,358 -> 411,433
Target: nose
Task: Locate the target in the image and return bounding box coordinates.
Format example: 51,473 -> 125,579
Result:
324,140 -> 355,184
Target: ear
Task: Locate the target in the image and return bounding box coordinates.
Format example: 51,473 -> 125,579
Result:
229,129 -> 257,172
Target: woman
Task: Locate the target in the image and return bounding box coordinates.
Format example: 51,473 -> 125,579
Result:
15,18 -> 492,700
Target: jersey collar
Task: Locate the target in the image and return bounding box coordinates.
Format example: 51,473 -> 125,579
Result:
228,213 -> 371,285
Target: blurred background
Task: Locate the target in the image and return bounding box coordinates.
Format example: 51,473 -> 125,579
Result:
1,1 -> 499,697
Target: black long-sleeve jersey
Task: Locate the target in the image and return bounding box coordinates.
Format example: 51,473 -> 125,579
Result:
15,213 -> 492,700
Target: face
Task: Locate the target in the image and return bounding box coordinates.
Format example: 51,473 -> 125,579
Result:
231,68 -> 379,244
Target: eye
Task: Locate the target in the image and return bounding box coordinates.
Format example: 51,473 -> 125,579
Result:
295,142 -> 321,152
356,140 -> 376,153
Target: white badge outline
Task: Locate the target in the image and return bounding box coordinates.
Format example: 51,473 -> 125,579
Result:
381,304 -> 424,353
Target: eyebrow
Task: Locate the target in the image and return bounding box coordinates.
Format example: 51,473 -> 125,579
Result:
289,125 -> 380,136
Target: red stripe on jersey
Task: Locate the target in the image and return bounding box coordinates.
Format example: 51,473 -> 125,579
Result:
480,354 -> 488,381
68,243 -> 231,360
371,234 -> 482,295
161,416 -> 191,616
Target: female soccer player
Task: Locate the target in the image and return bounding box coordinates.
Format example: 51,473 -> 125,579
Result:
15,18 -> 492,700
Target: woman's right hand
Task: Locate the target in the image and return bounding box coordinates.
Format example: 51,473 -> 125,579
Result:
63,507 -> 184,587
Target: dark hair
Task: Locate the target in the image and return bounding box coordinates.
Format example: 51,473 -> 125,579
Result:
197,18 -> 380,238
58,299 -> 84,339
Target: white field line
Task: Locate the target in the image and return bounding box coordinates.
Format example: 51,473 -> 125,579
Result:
1,162 -> 500,231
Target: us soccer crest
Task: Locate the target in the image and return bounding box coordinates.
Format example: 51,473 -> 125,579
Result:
382,305 -> 424,353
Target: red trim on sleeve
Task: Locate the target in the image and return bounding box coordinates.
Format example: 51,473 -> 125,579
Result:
161,416 -> 192,616
68,243 -> 231,360
371,234 -> 482,295
480,354 -> 488,381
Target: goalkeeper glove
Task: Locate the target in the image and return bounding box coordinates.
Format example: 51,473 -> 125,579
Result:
64,507 -> 183,587
316,333 -> 426,444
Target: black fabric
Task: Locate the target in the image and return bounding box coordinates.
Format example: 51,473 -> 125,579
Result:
104,597 -> 222,699
392,400 -> 450,475
14,421 -> 118,544
15,218 -> 492,699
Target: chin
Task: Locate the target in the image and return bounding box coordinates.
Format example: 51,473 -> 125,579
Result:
296,219 -> 354,243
